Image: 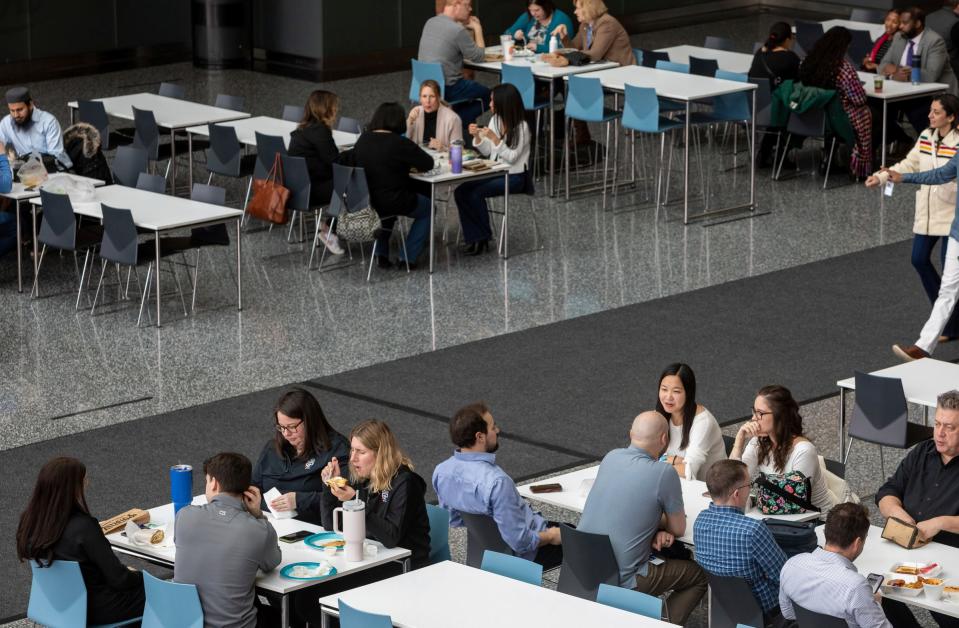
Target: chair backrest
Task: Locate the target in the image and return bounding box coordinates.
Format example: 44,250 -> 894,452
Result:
622,84 -> 662,133
159,81 -> 186,99
77,100 -> 111,149
847,29 -> 874,66
638,49 -> 669,68
501,63 -> 537,110
785,105 -> 826,137
752,41 -> 763,54
142,571 -> 203,628
792,601 -> 848,628
556,524 -> 620,600
655,60 -> 690,73
191,183 -> 227,206
206,123 -> 242,177
136,172 -> 167,195
707,573 -> 764,628
281,104 -> 302,122
481,550 -> 543,586
346,167 -> 372,213
254,132 -> 288,179
849,371 -> 909,447
566,75 -> 606,122
713,70 -> 751,121
410,59 -> 447,102
795,21 -> 825,54
596,583 -> 663,619
38,190 -> 78,250
281,154 -> 312,211
132,107 -> 160,160
214,93 -> 245,111
336,116 -> 363,134
458,512 -> 513,568
704,35 -> 736,51
112,145 -> 150,187
27,560 -> 87,626
850,8 -> 885,23
100,204 -> 140,265
426,504 -> 452,564
749,77 -> 773,127
689,56 -> 720,77
190,184 -> 230,244
339,599 -> 393,628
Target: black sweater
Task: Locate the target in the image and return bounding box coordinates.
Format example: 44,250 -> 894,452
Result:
748,49 -> 801,87
350,131 -> 434,216
289,123 -> 339,206
320,465 -> 432,569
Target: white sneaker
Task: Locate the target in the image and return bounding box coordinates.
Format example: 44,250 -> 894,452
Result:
319,230 -> 344,255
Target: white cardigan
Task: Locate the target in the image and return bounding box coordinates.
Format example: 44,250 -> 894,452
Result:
665,408 -> 727,481
741,437 -> 838,512
473,115 -> 530,175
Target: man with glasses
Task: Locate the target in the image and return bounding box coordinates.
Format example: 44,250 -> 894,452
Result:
694,459 -> 787,626
432,402 -> 565,568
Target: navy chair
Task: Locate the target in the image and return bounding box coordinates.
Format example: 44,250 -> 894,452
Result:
159,82 -> 186,99
112,145 -> 150,188
214,93 -> 245,112
556,524 -> 620,600
792,602 -> 848,628
795,21 -> 824,54
850,8 -> 885,23
689,56 -> 720,78
281,104 -> 302,122
707,573 -> 764,628
458,512 -> 513,568
206,123 -> 256,204
32,190 -> 102,307
78,100 -> 133,151
637,48 -> 669,68
136,172 -> 167,195
704,35 -> 736,51
336,117 -> 363,134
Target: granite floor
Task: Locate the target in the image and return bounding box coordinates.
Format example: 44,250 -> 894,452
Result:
0,10 -> 944,628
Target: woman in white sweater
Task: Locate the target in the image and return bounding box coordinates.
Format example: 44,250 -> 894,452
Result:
656,363 -> 726,481
453,83 -> 531,255
730,384 -> 837,513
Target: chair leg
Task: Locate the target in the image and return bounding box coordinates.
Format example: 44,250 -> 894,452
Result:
563,118 -> 571,200
309,215 -> 323,270
823,137 -> 836,190
191,249 -> 200,311
367,241 -> 377,282
878,444 -> 886,479
602,121 -> 611,210
90,260 -> 108,315
167,260 -> 188,316
398,226 -> 410,273
31,244 -> 47,297
287,214 -> 296,242
207,172 -> 214,185
241,177 -> 253,229
532,109 -> 541,180
137,263 -> 154,327
774,133 -> 793,180
75,248 -> 91,310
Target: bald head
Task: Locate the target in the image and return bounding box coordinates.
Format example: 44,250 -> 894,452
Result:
630,411 -> 669,456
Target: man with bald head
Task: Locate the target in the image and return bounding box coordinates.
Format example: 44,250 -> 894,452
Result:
579,411 -> 707,625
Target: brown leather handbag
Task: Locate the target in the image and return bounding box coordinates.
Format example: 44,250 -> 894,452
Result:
247,154 -> 290,224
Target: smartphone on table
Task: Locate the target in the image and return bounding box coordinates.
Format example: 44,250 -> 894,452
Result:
279,530 -> 313,544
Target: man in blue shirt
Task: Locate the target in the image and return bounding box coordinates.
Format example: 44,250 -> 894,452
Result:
0,86 -> 72,168
694,459 -> 787,623
432,402 -> 563,568
0,150 -> 14,258
578,411 -> 707,625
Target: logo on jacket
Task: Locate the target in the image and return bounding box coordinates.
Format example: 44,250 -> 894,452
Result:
381,490 -> 390,502
305,457 -> 316,470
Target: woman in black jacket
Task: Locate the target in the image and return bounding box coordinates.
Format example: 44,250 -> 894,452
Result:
252,388 -> 350,525
289,90 -> 344,255
16,457 -> 145,625
320,419 -> 431,569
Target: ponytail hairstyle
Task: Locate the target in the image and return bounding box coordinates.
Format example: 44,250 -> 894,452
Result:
765,22 -> 793,50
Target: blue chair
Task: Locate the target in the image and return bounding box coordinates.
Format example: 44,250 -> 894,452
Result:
621,84 -> 683,209
655,60 -> 690,74
597,583 -> 663,619
409,59 -> 485,113
563,74 -> 622,208
142,571 -> 202,628
426,504 -> 452,563
480,550 -> 543,586
339,599 -> 393,628
28,560 -> 141,627
501,63 -> 550,178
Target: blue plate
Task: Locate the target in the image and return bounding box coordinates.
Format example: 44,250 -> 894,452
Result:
281,562 -> 337,580
304,531 -> 344,551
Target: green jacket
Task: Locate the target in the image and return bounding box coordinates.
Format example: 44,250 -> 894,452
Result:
770,80 -> 855,146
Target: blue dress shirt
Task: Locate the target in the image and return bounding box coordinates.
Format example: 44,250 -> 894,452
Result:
432,450 -> 547,559
0,107 -> 71,168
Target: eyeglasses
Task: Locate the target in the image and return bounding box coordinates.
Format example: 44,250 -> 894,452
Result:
275,420 -> 303,435
734,482 -> 753,493
751,408 -> 773,419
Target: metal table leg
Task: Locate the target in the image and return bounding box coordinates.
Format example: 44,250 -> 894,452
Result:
236,219 -> 243,310
281,594 -> 289,628
502,171 -> 510,259
188,132 -> 194,193
428,183 -> 436,274
881,99 -> 888,167
839,387 -> 847,459
15,199 -> 23,293
155,232 -> 162,327
750,89 -> 756,211
549,79 -> 556,197
170,128 -> 177,195
31,201 -> 39,284
683,101 -> 691,224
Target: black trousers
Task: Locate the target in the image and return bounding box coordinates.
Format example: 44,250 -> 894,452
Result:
882,598 -> 959,628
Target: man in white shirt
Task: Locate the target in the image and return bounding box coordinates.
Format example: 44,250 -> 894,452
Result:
779,502 -> 891,628
0,86 -> 71,168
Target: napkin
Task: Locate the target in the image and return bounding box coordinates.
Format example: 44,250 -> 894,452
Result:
124,520 -> 173,548
264,487 -> 297,519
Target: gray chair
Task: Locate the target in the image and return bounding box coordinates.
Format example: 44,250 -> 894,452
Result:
774,106 -> 839,189
792,602 -> 847,628
112,145 -> 150,188
135,172 -> 167,195
159,82 -> 186,99
753,41 -> 763,54
32,190 -> 102,307
707,573 -> 764,628
205,123 -> 256,204
750,77 -> 785,176
689,56 -> 720,78
280,155 -> 320,243
850,8 -> 885,23
556,524 -> 619,601
281,104 -> 302,122
241,132 -> 289,227
77,100 -> 132,151
844,371 -> 934,477
132,106 -> 191,181
312,161 -> 356,270
848,29 -> 874,67
336,116 -> 363,134
795,21 -> 824,55
458,512 -> 513,569
214,94 -> 245,112
704,35 -> 736,52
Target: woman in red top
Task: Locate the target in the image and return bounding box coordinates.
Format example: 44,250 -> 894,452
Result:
863,9 -> 901,72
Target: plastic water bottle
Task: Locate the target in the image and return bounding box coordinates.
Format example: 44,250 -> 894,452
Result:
450,140 -> 463,174
911,52 -> 921,85
549,34 -> 560,54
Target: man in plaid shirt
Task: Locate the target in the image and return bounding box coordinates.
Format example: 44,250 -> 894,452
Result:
693,459 -> 787,623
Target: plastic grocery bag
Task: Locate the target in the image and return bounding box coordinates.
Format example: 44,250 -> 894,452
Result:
17,154 -> 48,187
40,173 -> 96,203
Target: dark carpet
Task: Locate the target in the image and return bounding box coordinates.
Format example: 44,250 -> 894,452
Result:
4,238 -> 958,619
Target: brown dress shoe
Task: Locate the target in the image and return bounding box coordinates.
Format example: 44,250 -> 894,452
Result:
892,344 -> 930,362
939,335 -> 958,343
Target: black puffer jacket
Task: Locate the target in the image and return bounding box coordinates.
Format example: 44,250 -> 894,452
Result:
63,123 -> 113,183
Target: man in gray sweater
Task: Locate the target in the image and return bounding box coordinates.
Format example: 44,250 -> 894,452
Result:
418,0 -> 489,127
174,453 -> 282,628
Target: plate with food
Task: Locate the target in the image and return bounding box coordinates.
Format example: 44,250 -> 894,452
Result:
305,531 -> 346,552
943,585 -> 959,604
280,561 -> 337,580
891,562 -> 941,577
882,574 -> 925,597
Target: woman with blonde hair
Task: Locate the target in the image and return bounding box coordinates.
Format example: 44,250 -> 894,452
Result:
550,0 -> 634,66
320,419 -> 431,568
407,79 -> 463,151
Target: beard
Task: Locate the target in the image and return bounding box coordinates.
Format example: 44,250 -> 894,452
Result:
486,440 -> 499,454
13,111 -> 33,129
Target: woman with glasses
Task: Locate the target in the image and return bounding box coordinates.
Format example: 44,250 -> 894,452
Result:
730,385 -> 838,512
655,363 -> 726,481
251,388 -> 349,525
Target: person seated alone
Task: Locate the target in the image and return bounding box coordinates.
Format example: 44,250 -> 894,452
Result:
0,148 -> 13,259
0,86 -> 71,169
875,389 -> 959,628
578,411 -> 707,625
174,452 -> 282,628
694,459 -> 787,625
779,502 -> 891,628
432,402 -> 564,568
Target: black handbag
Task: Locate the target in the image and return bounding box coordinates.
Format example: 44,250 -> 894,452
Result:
562,51 -> 591,66
764,519 -> 818,557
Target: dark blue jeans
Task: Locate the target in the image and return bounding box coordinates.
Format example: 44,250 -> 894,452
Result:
0,210 -> 16,258
376,194 -> 431,262
445,79 -> 490,129
453,173 -> 526,244
912,234 -> 959,338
